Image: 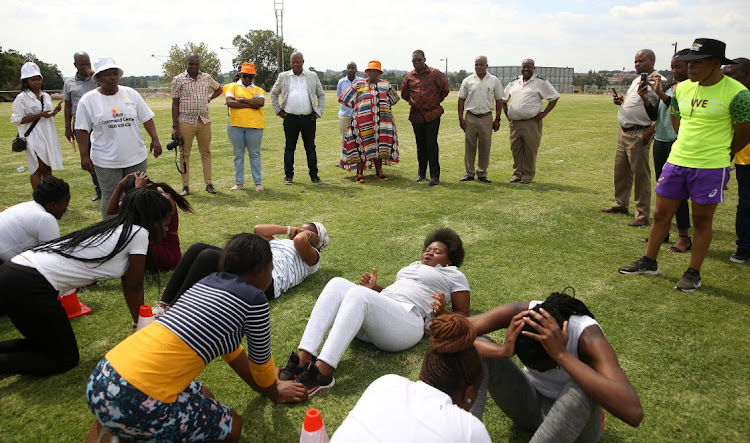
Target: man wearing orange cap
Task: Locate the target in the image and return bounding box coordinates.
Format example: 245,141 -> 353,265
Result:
170,54 -> 223,196
270,52 -> 326,185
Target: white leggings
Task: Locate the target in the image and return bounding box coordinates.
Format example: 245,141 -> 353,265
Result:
298,277 -> 425,368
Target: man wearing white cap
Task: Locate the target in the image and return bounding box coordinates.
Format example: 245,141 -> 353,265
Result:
75,57 -> 162,218
10,62 -> 63,190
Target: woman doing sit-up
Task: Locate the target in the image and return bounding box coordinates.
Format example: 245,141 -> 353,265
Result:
468,291 -> 643,442
279,227 -> 470,397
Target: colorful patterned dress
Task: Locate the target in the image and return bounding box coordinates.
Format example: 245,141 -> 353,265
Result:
338,78 -> 400,170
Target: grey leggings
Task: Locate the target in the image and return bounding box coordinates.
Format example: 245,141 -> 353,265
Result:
471,338 -> 602,443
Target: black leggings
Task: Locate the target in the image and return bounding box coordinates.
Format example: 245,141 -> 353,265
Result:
0,263 -> 80,376
161,243 -> 274,305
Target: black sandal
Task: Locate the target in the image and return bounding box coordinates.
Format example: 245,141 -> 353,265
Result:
668,235 -> 692,253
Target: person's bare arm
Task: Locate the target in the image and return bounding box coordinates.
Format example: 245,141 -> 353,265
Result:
458,98 -> 466,131
76,129 -> 94,173
522,309 -> 644,427
293,230 -> 320,266
142,119 -> 161,158
171,97 -> 180,140
121,254 -> 147,322
730,122 -> 750,155
226,352 -> 308,404
468,301 -> 530,335
253,224 -> 289,241
64,101 -> 74,141
210,86 -> 223,101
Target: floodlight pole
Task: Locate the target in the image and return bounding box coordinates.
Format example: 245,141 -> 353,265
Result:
220,46 -> 237,57
672,42 -> 678,55
275,0 -> 285,73
151,54 -> 168,63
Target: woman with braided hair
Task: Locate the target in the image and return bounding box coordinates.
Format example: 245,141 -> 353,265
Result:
0,188 -> 173,376
468,291 -> 643,442
331,313 -> 491,442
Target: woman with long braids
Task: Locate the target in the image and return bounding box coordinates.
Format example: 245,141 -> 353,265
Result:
106,171 -> 193,271
331,314 -> 490,442
468,291 -> 643,442
0,188 -> 173,376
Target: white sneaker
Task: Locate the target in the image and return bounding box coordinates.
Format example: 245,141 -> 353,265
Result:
255,184 -> 264,191
230,184 -> 244,191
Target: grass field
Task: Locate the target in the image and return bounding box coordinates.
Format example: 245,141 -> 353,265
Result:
0,91 -> 748,442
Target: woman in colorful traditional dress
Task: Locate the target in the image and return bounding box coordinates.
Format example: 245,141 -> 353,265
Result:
338,60 -> 399,183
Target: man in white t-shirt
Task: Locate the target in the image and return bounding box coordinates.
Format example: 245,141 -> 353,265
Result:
0,176 -> 70,263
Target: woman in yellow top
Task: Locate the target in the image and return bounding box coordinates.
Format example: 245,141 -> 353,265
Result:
226,63 -> 266,192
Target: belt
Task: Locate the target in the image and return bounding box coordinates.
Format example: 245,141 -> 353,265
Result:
621,125 -> 650,132
468,112 -> 492,118
286,112 -> 315,118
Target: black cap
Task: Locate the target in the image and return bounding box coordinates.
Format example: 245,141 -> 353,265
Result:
675,38 -> 736,65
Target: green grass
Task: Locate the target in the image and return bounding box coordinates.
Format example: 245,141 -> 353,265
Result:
1,92 -> 748,442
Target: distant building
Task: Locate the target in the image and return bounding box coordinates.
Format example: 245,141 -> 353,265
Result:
607,72 -> 638,85
488,66 -> 574,93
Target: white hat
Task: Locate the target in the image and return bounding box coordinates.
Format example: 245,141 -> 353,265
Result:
93,57 -> 123,79
20,62 -> 42,80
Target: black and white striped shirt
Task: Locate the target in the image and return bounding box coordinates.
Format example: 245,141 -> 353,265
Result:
158,272 -> 271,365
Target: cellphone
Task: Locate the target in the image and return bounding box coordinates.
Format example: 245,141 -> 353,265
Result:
611,88 -> 618,97
640,73 -> 648,86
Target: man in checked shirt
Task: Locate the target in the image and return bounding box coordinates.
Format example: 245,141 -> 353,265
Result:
171,54 -> 223,196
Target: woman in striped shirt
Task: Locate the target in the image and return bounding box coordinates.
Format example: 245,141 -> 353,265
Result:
86,234 -> 307,442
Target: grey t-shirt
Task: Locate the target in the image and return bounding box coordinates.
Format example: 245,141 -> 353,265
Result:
63,75 -> 97,115
382,261 -> 470,318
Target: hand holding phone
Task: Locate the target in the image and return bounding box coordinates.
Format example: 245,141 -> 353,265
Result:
611,88 -> 618,97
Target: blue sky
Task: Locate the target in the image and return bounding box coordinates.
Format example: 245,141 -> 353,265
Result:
2,0 -> 748,78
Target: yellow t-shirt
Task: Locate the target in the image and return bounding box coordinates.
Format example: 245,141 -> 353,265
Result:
227,82 -> 266,129
736,143 -> 750,165
106,322 -> 275,403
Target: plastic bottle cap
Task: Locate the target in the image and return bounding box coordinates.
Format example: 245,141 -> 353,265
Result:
139,304 -> 153,318
303,409 -> 323,432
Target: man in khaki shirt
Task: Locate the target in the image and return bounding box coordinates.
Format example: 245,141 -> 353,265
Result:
503,59 -> 559,184
457,56 -> 505,183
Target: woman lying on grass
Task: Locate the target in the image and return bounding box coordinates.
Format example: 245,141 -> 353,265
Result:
0,188 -> 172,376
331,313 -> 491,443
468,291 -> 643,442
279,227 -> 470,397
153,222 -> 327,316
86,234 -> 307,442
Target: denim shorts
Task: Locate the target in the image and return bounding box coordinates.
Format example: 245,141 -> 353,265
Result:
86,358 -> 233,442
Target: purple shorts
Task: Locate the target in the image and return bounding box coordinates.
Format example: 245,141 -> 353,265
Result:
655,162 -> 731,204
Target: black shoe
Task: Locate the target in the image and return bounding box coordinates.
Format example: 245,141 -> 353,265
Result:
414,175 -> 425,182
730,248 -> 749,264
311,177 -> 322,184
429,178 -> 439,186
284,177 -> 293,185
180,186 -> 190,196
205,184 -> 216,194
294,361 -> 335,397
278,352 -> 304,381
675,268 -> 702,292
618,256 -> 659,275
459,175 -> 474,182
477,176 -> 492,183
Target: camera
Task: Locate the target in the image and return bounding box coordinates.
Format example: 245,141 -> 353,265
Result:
166,137 -> 183,151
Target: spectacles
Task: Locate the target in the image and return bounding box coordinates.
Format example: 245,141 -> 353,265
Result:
411,58 -> 424,63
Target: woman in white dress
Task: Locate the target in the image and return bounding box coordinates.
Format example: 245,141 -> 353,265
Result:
11,62 -> 63,190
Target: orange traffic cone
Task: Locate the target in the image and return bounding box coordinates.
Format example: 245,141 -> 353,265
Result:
300,409 -> 329,443
58,289 -> 92,319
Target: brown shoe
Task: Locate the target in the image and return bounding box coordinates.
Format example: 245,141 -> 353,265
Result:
628,219 -> 649,227
601,207 -> 628,214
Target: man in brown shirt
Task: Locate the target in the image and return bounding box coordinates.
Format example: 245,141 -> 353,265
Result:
401,50 -> 450,186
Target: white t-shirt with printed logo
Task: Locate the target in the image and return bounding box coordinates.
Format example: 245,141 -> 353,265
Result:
11,224 -> 149,294
74,86 -> 155,168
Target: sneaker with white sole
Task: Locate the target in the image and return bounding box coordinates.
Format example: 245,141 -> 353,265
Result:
675,268 -> 701,292
151,301 -> 169,319
294,361 -> 334,397
278,351 -> 304,381
230,184 -> 244,191
730,248 -> 749,264
618,256 -> 659,275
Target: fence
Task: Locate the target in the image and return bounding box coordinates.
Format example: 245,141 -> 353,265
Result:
488,66 -> 574,93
